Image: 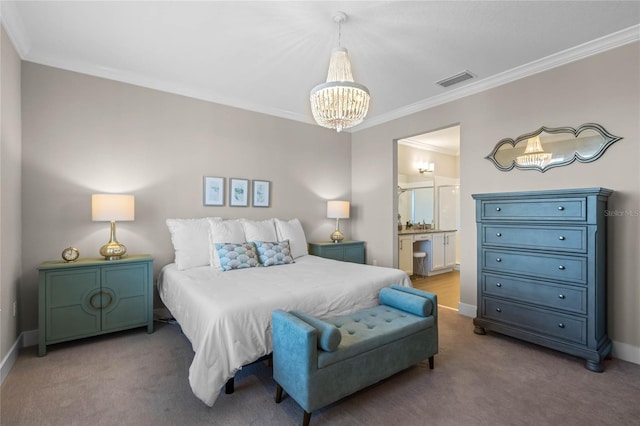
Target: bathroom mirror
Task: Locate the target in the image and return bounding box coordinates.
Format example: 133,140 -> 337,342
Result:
398,186 -> 434,226
485,123 -> 622,172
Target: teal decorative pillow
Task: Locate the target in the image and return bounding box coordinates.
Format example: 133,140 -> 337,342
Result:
254,240 -> 295,267
214,242 -> 260,271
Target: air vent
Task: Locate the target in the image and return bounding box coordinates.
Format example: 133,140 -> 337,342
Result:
436,70 -> 475,88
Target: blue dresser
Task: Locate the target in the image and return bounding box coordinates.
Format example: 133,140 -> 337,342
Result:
472,188 -> 612,372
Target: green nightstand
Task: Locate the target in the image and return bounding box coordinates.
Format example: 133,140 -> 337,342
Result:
308,241 -> 365,264
38,254 -> 153,356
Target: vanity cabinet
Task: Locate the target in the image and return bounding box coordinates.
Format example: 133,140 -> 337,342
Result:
428,232 -> 456,273
398,235 -> 414,275
472,188 -> 612,372
38,255 -> 153,356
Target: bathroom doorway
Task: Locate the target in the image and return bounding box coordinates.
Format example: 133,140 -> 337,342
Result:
396,125 -> 460,310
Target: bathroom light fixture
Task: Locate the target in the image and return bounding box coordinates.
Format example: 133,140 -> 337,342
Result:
310,11 -> 370,132
327,200 -> 350,243
417,161 -> 435,174
516,135 -> 552,168
92,194 -> 135,260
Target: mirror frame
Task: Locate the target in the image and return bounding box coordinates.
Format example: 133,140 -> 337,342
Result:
485,123 -> 622,173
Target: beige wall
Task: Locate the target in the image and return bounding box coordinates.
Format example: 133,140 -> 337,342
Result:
20,62 -> 350,332
352,42 -> 640,362
1,27 -> 22,364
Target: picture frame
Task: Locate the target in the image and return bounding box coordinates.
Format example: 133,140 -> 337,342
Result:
229,178 -> 249,207
252,180 -> 271,207
203,176 -> 225,206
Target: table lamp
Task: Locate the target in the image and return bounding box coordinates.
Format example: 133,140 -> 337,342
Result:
92,194 -> 135,260
327,200 -> 350,243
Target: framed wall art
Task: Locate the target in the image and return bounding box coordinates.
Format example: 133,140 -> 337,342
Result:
229,178 -> 249,207
252,180 -> 271,207
203,176 -> 225,206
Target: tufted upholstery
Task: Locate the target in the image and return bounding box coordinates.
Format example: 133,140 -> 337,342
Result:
272,286 -> 438,425
318,305 -> 434,368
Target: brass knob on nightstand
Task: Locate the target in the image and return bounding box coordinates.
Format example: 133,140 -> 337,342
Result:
558,265 -> 565,270
496,232 -> 502,237
558,294 -> 566,299
558,236 -> 566,240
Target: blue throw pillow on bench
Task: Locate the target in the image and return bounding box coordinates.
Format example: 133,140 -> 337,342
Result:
379,287 -> 433,317
290,311 -> 342,352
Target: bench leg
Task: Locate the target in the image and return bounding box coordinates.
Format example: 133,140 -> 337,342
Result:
275,383 -> 283,403
428,355 -> 434,370
303,411 -> 312,426
225,377 -> 235,394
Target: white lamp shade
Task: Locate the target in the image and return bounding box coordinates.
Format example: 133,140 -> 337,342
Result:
92,194 -> 135,221
327,201 -> 350,219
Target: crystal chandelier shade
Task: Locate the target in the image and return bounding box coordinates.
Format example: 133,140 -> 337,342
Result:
310,13 -> 370,132
516,135 -> 552,167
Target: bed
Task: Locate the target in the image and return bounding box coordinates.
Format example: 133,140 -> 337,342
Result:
159,217 -> 411,406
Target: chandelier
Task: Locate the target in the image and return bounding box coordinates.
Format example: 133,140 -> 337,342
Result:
516,135 -> 552,168
310,12 -> 370,132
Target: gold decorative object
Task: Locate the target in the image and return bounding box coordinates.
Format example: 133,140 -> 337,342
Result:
91,194 -> 135,260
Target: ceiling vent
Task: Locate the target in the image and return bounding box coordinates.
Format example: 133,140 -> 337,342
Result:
436,70 -> 475,88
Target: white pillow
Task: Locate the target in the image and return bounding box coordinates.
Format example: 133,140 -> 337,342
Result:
275,218 -> 308,259
242,218 -> 277,242
166,217 -> 221,270
208,218 -> 246,269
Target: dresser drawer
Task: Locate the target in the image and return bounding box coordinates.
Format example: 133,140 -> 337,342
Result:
483,249 -> 587,284
481,198 -> 586,221
482,225 -> 587,253
482,273 -> 587,314
483,298 -> 586,345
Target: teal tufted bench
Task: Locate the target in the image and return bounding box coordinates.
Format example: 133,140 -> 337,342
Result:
272,285 -> 438,425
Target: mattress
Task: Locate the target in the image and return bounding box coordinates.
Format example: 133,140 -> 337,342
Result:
157,254 -> 411,406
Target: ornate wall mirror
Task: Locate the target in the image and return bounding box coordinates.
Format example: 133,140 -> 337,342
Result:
485,123 -> 622,172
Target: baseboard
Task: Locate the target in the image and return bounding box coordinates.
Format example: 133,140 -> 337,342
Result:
612,340 -> 640,365
457,302 -> 476,318
23,329 -> 38,347
0,333 -> 22,385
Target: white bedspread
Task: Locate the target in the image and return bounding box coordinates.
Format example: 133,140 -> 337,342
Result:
157,255 -> 411,406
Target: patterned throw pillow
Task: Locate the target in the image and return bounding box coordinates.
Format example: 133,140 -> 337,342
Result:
254,240 -> 295,267
214,242 -> 260,271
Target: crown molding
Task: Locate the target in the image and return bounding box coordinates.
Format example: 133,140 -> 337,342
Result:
1,1 -> 31,57
356,24 -> 640,132
2,3 -> 637,133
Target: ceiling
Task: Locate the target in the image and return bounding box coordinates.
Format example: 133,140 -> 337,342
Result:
2,1 -> 639,135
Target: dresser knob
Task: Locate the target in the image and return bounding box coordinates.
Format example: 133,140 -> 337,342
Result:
496,308 -> 502,313
558,294 -> 566,299
558,323 -> 565,328
496,282 -> 502,287
558,206 -> 565,211
496,258 -> 502,262
558,236 -> 565,240
558,265 -> 565,270
495,207 -> 501,211
496,232 -> 502,237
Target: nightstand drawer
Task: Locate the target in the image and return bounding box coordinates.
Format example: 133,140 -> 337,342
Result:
483,298 -> 586,345
482,225 -> 587,253
482,273 -> 587,314
481,198 -> 586,221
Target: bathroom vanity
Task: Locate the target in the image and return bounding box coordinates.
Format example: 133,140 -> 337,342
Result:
398,229 -> 457,276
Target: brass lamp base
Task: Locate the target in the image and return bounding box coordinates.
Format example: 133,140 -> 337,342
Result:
100,221 -> 127,260
99,242 -> 127,260
330,230 -> 344,243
